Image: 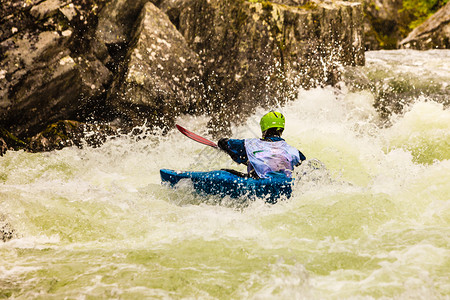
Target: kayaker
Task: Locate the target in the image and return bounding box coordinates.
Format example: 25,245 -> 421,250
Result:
218,111 -> 306,178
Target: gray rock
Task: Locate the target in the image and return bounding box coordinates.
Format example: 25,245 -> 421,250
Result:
96,0 -> 150,45
108,1 -> 204,129
400,2 -> 450,49
30,0 -> 64,20
93,0 -> 151,69
0,28 -> 111,137
1,0 -> 57,43
59,3 -> 78,21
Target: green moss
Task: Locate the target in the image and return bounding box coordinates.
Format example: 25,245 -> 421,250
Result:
401,0 -> 449,30
40,120 -> 80,140
248,0 -> 318,10
0,127 -> 27,149
299,1 -> 319,10
374,31 -> 398,49
0,290 -> 13,298
231,5 -> 249,31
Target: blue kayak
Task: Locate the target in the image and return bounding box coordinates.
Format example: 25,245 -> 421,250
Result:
160,169 -> 293,204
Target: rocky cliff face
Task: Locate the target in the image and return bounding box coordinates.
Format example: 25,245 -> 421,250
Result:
0,0 -> 365,152
163,0 -> 364,131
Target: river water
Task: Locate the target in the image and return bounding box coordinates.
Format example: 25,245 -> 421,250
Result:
1,50 -> 449,299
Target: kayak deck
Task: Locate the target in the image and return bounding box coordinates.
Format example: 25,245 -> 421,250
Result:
160,169 -> 293,204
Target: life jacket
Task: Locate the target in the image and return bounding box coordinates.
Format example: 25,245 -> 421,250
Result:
244,138 -> 300,178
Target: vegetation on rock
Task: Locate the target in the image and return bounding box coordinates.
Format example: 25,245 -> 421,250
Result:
364,0 -> 449,49
400,1 -> 449,49
402,0 -> 449,29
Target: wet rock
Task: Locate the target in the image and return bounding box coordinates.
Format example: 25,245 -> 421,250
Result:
0,0 -> 114,139
59,3 -> 78,21
0,138 -> 7,156
0,0 -> 366,145
0,26 -> 111,138
400,2 -> 450,49
108,1 -> 204,130
29,120 -> 118,152
362,0 -> 407,49
0,215 -> 15,242
0,127 -> 27,155
93,0 -> 149,68
0,0 -> 41,42
162,0 -> 364,131
30,0 -> 65,20
95,0 -> 149,45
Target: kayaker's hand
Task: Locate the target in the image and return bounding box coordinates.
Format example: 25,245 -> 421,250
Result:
218,138 -> 229,150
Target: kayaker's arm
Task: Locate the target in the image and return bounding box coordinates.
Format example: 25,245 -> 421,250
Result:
218,138 -> 249,165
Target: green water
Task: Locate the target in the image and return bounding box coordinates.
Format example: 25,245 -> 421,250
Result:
1,50 -> 449,299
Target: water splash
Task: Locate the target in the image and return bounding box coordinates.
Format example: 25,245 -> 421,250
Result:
0,50 -> 449,299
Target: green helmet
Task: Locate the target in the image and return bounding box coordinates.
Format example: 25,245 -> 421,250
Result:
260,111 -> 285,133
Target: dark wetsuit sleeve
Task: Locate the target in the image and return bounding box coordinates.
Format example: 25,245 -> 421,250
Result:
218,138 -> 248,165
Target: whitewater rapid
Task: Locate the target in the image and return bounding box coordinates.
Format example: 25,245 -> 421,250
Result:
0,50 -> 449,299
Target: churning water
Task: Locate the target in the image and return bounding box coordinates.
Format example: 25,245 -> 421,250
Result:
1,50 -> 449,299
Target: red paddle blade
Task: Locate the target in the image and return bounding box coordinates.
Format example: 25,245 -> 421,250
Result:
176,124 -> 218,148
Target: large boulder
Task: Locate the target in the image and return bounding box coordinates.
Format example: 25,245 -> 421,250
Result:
0,0 -> 112,138
400,2 -> 450,49
93,0 -> 150,68
96,0 -> 150,46
108,2 -> 205,129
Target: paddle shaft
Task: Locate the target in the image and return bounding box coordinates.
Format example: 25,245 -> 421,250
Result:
176,124 -> 219,149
